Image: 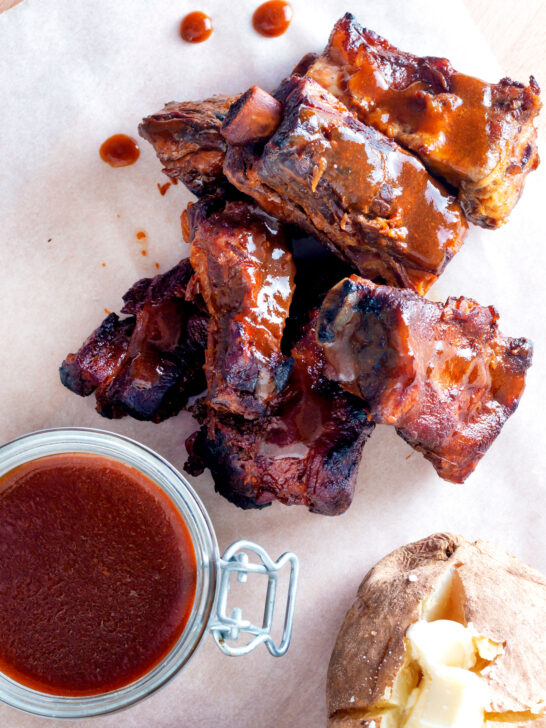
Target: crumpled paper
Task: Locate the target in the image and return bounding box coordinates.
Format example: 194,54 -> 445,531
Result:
0,1 -> 544,726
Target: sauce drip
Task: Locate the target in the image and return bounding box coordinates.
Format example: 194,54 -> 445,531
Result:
252,1 -> 292,37
99,134 -> 140,167
0,454 -> 196,696
180,11 -> 213,43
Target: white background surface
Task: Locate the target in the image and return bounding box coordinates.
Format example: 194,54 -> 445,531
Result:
0,1 -> 544,726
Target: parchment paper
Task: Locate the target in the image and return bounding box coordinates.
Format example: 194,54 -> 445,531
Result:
0,1 -> 545,726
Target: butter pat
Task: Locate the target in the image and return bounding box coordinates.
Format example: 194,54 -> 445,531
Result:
402,620 -> 489,728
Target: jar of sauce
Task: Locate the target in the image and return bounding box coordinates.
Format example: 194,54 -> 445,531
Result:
0,429 -> 298,718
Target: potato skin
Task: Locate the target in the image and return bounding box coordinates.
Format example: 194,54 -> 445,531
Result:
327,533 -> 546,727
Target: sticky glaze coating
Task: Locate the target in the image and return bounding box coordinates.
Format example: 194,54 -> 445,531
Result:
188,197 -> 295,418
305,14 -> 541,228
60,259 -> 209,421
252,1 -> 293,38
317,275 -> 533,482
223,76 -> 467,294
179,11 -> 213,43
99,134 -> 140,167
0,454 -> 196,696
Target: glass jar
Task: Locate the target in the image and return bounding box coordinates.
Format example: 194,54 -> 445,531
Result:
0,428 -> 299,719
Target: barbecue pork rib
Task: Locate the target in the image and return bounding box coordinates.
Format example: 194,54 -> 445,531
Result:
60,259 -> 208,421
185,311 -> 373,515
222,76 -> 467,295
188,197 -> 295,419
304,13 -> 541,228
139,96 -> 235,197
317,275 -> 532,482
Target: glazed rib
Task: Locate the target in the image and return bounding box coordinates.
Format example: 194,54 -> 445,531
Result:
60,259 -> 208,421
139,96 -> 235,196
188,197 -> 295,418
317,275 -> 533,482
185,311 -> 373,515
305,13 -> 541,227
223,76 -> 467,295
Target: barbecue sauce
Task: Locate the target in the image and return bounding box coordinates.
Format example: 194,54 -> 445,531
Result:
252,1 -> 292,37
99,134 -> 140,167
180,11 -> 213,43
0,453 -> 196,696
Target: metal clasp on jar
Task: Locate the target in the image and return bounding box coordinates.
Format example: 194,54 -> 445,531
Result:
210,540 -> 299,657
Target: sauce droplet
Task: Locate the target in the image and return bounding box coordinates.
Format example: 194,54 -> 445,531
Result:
100,135 -> 140,167
136,231 -> 147,240
252,1 -> 292,37
157,181 -> 171,196
180,11 -> 213,43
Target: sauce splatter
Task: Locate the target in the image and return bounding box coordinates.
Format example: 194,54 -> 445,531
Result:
99,134 -> 140,167
155,262 -> 160,270
180,11 -> 213,43
104,307 -> 111,314
252,1 -> 292,37
181,207 -> 191,243
136,231 -> 147,240
157,181 -> 172,196
141,250 -> 148,257
101,262 -> 106,268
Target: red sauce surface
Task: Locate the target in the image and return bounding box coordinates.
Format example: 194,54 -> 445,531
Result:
252,1 -> 292,37
180,11 -> 213,43
99,134 -> 140,167
0,453 -> 196,696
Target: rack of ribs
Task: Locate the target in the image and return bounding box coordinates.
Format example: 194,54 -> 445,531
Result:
184,200 -> 372,514
222,76 -> 468,295
304,13 -> 541,228
60,259 -> 208,421
316,275 -> 533,483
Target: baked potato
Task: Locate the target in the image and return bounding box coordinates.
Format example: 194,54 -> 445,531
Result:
327,533 -> 546,728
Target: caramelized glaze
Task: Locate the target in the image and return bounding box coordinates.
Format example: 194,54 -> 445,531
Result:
304,14 -> 541,227
346,68 -> 491,177
189,199 -> 295,417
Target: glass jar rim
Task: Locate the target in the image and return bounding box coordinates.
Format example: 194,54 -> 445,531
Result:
0,427 -> 219,718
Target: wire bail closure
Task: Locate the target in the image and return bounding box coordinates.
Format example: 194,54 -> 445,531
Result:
209,540 -> 299,657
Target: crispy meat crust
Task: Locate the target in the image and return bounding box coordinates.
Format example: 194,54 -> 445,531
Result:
185,312 -> 373,515
60,259 -> 208,421
138,96 -> 235,196
223,76 -> 467,295
317,276 -> 532,482
328,533 -> 546,726
305,13 -> 541,228
188,197 -> 295,419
